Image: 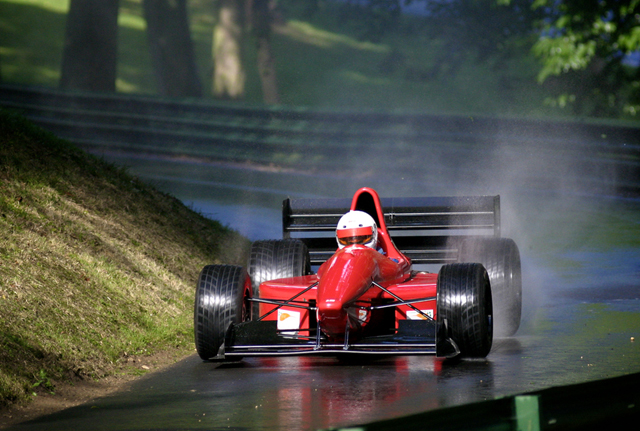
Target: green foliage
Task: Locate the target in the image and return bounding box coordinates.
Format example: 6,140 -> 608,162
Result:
502,0 -> 640,117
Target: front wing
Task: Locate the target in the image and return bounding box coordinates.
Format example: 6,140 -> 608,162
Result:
210,319 -> 461,360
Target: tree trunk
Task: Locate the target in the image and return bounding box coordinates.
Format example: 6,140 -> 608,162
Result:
60,0 -> 120,93
143,0 -> 202,98
252,0 -> 280,104
213,0 -> 246,99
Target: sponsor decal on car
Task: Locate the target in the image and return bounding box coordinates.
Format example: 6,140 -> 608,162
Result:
406,309 -> 434,320
278,309 -> 301,335
358,308 -> 368,322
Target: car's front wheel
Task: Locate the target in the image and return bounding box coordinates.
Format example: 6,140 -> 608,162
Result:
437,263 -> 493,358
194,265 -> 250,360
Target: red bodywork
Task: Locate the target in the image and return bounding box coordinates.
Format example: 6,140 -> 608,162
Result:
258,188 -> 438,342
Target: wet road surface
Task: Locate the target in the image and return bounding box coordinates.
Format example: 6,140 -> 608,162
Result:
6,153 -> 640,430
9,296 -> 639,431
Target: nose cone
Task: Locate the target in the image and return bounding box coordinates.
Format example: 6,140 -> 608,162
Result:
317,299 -> 343,314
316,247 -> 379,339
316,300 -> 348,337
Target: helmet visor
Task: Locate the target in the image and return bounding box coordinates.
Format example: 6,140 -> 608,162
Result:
337,226 -> 373,246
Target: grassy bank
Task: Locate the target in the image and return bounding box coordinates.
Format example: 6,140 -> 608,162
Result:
0,110 -> 249,407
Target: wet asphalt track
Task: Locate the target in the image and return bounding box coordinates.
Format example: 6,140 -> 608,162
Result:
6,154 -> 640,430
8,294 -> 640,430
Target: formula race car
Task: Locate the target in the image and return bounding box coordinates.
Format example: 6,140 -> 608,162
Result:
194,187 -> 521,361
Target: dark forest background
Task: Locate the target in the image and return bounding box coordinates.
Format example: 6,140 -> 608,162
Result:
1,0 -> 640,119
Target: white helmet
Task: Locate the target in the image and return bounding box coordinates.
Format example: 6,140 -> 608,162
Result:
336,210 -> 378,249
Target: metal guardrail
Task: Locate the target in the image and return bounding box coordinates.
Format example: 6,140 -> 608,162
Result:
1,84 -> 639,195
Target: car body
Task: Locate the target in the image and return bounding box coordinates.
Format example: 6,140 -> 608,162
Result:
194,187 -> 521,361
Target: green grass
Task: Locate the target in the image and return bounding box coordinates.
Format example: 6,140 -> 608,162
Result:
269,11 -> 551,116
0,0 -> 567,117
0,110 -> 249,407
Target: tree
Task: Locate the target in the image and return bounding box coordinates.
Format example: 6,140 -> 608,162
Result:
500,0 -> 640,117
143,0 -> 203,98
250,0 -> 280,104
60,0 -> 120,93
213,0 -> 246,100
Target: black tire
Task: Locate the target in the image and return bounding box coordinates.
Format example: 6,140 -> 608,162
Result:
194,265 -> 250,360
437,263 -> 493,358
247,239 -> 311,318
459,237 -> 522,337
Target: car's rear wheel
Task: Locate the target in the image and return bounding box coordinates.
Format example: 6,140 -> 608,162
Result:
194,265 -> 250,360
247,239 -> 311,318
437,263 -> 493,358
459,237 -> 521,337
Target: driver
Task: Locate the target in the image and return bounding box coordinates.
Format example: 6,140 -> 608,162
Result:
335,210 -> 378,250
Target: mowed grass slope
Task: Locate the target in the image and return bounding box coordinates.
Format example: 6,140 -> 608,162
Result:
0,110 -> 248,407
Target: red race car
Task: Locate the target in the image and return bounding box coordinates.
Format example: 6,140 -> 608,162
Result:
194,187 -> 521,361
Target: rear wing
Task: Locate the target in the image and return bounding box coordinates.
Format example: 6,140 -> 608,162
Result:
283,195 -> 501,265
